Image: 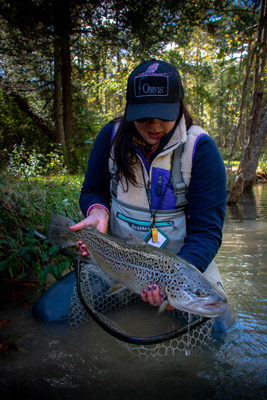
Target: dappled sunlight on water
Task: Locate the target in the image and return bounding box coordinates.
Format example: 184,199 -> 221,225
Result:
0,184 -> 266,400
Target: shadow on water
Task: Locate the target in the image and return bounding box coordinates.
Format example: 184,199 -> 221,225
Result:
0,184 -> 266,400
227,183 -> 266,222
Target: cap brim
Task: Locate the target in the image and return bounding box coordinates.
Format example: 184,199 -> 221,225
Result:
125,103 -> 180,122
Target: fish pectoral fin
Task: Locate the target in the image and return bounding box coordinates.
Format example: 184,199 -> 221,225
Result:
157,299 -> 170,315
107,283 -> 127,296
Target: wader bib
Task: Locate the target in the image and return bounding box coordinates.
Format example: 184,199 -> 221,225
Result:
109,140 -> 187,253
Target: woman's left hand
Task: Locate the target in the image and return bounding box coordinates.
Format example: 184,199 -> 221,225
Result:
141,284 -> 175,310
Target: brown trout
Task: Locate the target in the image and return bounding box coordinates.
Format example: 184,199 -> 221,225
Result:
48,214 -> 227,317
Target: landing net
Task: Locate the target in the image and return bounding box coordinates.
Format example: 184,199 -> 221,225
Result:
68,262 -> 214,358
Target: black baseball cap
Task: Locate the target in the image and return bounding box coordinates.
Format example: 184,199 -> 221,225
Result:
125,59 -> 184,122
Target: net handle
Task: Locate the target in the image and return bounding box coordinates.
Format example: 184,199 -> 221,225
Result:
75,259 -> 209,346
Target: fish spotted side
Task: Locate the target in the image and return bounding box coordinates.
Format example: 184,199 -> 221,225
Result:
48,214 -> 227,317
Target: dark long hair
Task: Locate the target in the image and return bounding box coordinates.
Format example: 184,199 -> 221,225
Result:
111,101 -> 193,187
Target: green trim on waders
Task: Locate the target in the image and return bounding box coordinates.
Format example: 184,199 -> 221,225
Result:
116,213 -> 173,228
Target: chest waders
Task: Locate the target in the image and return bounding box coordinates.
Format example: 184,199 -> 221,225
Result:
109,123 -> 228,297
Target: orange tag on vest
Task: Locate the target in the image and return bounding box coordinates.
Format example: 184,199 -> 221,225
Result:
152,228 -> 158,243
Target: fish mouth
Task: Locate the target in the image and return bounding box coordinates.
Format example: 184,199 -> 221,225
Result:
199,299 -> 227,317
177,298 -> 228,318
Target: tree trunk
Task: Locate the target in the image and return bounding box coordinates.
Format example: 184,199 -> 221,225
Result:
117,50 -> 123,109
54,39 -> 65,144
244,100 -> 267,190
11,92 -> 56,141
227,0 -> 266,204
62,32 -> 72,143
227,38 -> 255,172
54,0 -> 72,145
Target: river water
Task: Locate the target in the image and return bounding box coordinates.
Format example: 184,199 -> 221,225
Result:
1,184 -> 266,400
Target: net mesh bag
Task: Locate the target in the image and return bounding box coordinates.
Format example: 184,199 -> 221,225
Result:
68,263 -> 214,358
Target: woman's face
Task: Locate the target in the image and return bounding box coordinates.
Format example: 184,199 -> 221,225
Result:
133,118 -> 176,146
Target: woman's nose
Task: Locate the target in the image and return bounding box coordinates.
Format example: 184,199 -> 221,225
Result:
146,118 -> 161,128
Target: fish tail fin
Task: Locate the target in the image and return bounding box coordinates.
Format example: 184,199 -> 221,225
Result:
48,214 -> 77,248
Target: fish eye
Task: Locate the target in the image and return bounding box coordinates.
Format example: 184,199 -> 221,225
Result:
196,289 -> 205,297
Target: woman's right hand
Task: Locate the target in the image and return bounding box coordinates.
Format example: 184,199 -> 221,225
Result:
70,207 -> 109,255
141,284 -> 175,310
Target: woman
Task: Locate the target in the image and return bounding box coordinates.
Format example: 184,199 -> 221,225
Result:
70,59 -> 228,312
33,59 -> 234,330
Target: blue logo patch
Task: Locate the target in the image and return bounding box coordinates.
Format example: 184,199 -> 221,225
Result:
134,75 -> 169,97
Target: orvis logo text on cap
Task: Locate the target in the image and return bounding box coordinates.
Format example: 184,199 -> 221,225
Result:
134,75 -> 169,98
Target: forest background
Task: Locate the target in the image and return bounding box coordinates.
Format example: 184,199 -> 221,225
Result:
0,0 -> 266,282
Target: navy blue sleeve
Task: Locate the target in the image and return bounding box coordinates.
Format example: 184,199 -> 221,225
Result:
178,135 -> 227,272
79,123 -> 113,217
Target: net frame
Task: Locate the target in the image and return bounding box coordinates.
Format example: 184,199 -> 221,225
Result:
21,227 -> 214,353
71,259 -> 213,347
